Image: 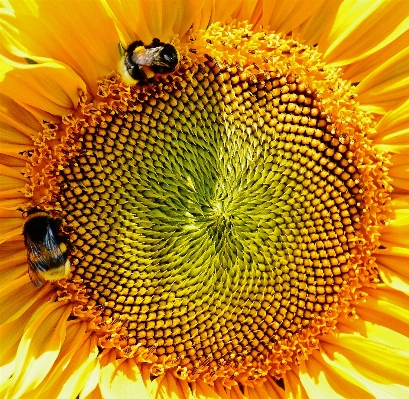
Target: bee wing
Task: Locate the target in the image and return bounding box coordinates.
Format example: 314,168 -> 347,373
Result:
42,226 -> 67,268
131,47 -> 168,67
28,260 -> 45,287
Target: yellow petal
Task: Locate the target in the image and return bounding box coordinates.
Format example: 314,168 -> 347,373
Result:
376,246 -> 409,294
261,0 -> 328,37
0,93 -> 39,143
0,144 -> 27,161
2,0 -> 119,94
0,57 -> 87,118
0,304 -> 47,376
5,301 -> 72,399
36,328 -> 99,399
193,378 -> 227,399
319,334 -> 409,398
242,375 -> 284,399
380,208 -> 409,247
79,359 -> 101,399
388,155 -> 409,193
0,259 -> 25,284
320,0 -> 409,67
0,164 -> 28,190
356,45 -> 409,115
283,369 -> 309,399
342,29 -> 409,82
373,98 -> 409,153
156,371 -> 193,399
102,0 -> 214,46
0,273 -> 54,324
354,286 -> 409,340
208,0 -> 243,29
99,356 -> 152,399
0,239 -> 25,270
0,208 -> 25,245
82,387 -> 103,399
295,0 -> 344,46
299,353 -> 374,399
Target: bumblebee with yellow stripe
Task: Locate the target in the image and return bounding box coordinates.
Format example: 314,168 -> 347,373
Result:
23,208 -> 70,287
119,38 -> 179,85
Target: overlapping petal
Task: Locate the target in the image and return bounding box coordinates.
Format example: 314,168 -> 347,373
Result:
376,246 -> 409,295
4,301 -> 72,399
99,355 -> 152,399
320,0 -> 409,67
373,98 -> 409,154
0,0 -> 119,95
318,332 -> 409,398
357,45 -> 409,114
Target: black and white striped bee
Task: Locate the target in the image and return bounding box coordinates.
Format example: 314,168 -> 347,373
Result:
119,38 -> 180,85
23,208 -> 70,287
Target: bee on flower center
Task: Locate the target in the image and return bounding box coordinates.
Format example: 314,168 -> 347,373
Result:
119,38 -> 180,85
23,208 -> 70,287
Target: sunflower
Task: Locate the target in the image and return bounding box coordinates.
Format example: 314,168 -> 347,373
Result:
1,0 -> 409,398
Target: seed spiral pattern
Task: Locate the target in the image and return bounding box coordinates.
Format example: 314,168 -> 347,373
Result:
29,23 -> 390,384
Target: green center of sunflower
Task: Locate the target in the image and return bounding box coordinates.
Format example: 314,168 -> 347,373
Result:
29,23 -> 390,385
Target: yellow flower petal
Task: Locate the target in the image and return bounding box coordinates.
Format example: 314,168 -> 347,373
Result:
102,0 -> 216,46
99,356 -> 152,399
342,29 -> 409,82
0,208 -> 24,245
373,98 -> 409,153
388,156 -> 409,193
241,375 -> 284,399
79,359 -> 102,399
0,57 -> 87,118
295,0 -> 343,46
81,386 -> 103,399
0,93 -> 39,144
0,273 -> 53,324
319,334 -> 409,398
0,317 -> 34,384
0,164 -> 28,190
261,0 -> 328,37
0,246 -> 25,279
354,286 -> 409,340
0,234 -> 24,267
283,369 -> 309,399
5,301 -> 72,399
0,144 -> 27,162
37,328 -> 99,399
2,0 -> 119,94
193,378 -> 229,399
299,353 -> 374,399
208,0 -> 243,28
380,208 -> 409,247
376,246 -> 409,294
356,45 -> 409,114
156,372 -> 193,399
320,0 -> 409,67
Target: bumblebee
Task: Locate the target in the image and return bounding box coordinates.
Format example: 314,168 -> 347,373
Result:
23,208 -> 70,287
119,38 -> 179,85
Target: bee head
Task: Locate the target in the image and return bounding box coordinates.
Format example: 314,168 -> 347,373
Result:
159,44 -> 179,71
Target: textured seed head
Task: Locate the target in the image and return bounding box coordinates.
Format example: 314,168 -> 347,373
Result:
27,23 -> 391,385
